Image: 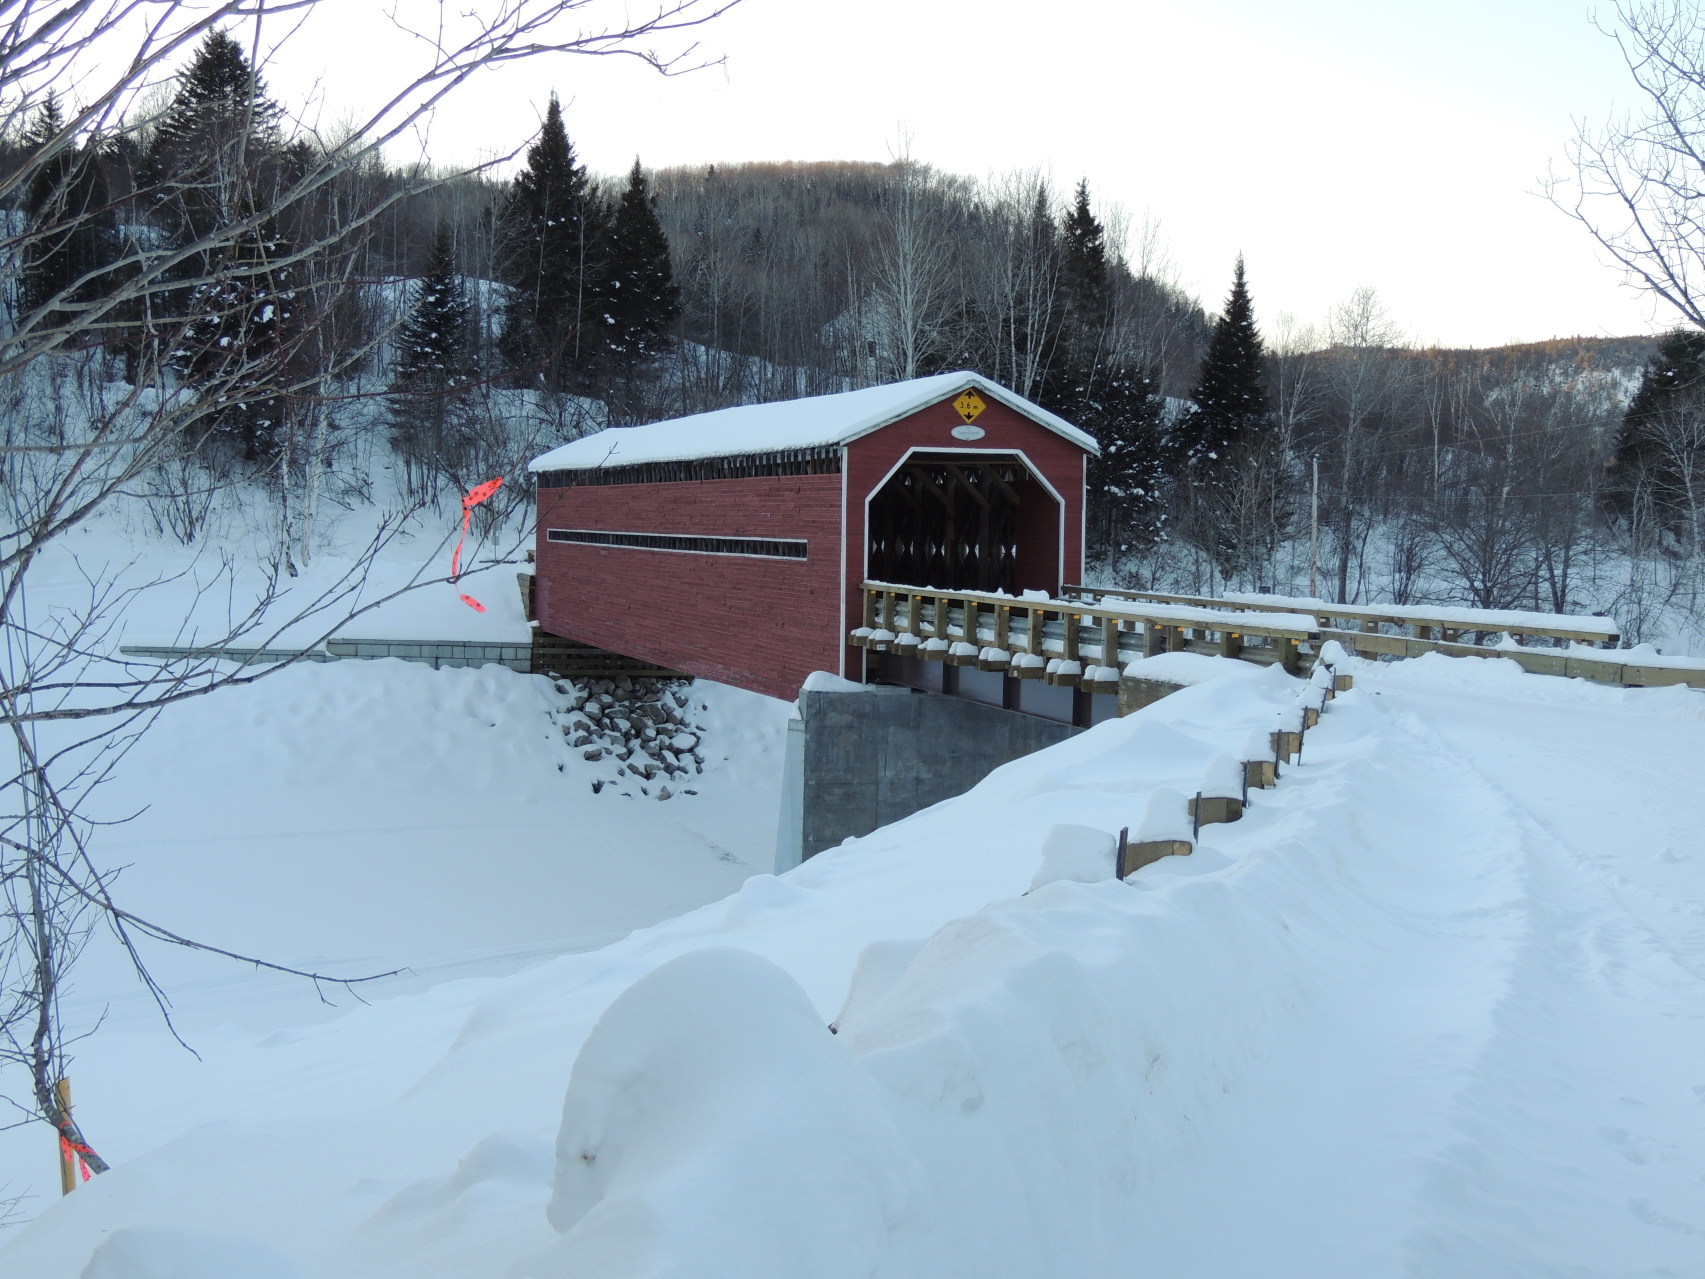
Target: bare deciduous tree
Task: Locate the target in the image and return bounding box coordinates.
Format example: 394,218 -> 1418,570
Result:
869,138 -> 956,382
0,0 -> 739,1183
1549,0 -> 1705,330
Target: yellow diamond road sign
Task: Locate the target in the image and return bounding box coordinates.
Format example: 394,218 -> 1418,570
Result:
954,389 -> 985,423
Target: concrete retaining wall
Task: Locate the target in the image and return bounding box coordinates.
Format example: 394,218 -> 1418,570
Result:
324,638 -> 533,671
776,687 -> 1080,870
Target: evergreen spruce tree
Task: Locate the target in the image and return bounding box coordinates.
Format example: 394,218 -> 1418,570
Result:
1179,256 -> 1275,573
19,94 -> 121,337
390,224 -> 474,486
1608,328 -> 1705,528
1084,362 -> 1173,561
1048,178 -> 1112,413
1182,256 -> 1271,479
171,221 -> 300,460
138,29 -> 285,272
496,93 -> 606,393
1047,180 -> 1174,561
1059,178 -> 1109,340
598,158 -> 680,387
141,30 -> 300,457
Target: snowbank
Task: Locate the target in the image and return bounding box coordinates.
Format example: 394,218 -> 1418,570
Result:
537,948 -> 916,1279
7,650 -> 1705,1276
1120,650 -> 1275,685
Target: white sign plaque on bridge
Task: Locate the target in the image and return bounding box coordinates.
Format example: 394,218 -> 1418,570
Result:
951,424 -> 986,440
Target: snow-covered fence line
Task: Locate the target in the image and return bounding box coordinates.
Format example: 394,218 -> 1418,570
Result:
1070,584 -> 1620,646
850,581 -> 1321,693
1117,643 -> 1356,875
1065,583 -> 1705,691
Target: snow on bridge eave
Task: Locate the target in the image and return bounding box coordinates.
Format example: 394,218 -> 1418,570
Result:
526,372 -> 1100,474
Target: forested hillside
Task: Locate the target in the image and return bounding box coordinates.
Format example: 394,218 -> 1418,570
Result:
3,29 -> 1692,643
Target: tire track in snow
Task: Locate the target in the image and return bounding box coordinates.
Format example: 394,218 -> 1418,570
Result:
1361,670 -> 1705,1275
1119,680 -> 1536,1277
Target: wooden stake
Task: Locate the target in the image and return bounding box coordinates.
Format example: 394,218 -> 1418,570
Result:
56,1078 -> 75,1195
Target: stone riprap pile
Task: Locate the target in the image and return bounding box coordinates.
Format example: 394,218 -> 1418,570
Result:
556,676 -> 707,800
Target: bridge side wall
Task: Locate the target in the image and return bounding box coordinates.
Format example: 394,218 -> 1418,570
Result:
534,473 -> 843,702
777,687 -> 1081,866
844,399 -> 1087,681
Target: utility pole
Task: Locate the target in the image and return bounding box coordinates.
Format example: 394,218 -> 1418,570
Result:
1308,455 -> 1320,599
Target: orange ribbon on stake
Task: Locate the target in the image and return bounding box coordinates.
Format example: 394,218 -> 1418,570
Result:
60,1135 -> 93,1183
450,478 -> 504,612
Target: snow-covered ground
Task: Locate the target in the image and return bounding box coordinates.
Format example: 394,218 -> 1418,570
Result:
4,646 -> 1704,1276
36,487 -> 537,649
0,657 -> 791,1227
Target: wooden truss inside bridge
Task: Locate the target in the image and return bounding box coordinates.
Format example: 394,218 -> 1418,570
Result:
866,456 -> 1035,595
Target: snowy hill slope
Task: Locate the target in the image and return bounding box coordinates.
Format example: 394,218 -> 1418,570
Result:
5,652 -> 1705,1276
0,659 -> 790,1217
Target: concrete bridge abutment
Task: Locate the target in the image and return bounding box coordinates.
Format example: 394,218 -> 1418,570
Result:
775,687 -> 1080,871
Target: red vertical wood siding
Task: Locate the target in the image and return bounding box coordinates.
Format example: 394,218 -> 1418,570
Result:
535,473 -> 843,702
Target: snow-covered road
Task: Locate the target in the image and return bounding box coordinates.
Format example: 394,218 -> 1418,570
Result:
1129,657 -> 1705,1275
4,652 -> 1703,1277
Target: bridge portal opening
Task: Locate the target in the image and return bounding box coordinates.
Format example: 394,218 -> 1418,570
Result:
866,453 -> 1059,594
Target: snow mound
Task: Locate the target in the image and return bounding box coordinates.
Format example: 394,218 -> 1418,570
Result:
81,1228 -> 302,1279
1029,823 -> 1118,889
799,670 -> 869,694
1121,651 -> 1275,685
539,948 -> 916,1278
1135,787 -> 1192,843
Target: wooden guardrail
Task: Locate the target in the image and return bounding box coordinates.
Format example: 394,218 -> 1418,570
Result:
848,580 -> 1320,691
1062,584 -> 1705,690
1063,584 -> 1620,647
850,581 -> 1705,693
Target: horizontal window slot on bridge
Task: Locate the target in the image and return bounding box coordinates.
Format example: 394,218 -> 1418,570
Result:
546,529 -> 808,559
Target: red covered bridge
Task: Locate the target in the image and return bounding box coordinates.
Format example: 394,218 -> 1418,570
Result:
528,372 -> 1097,702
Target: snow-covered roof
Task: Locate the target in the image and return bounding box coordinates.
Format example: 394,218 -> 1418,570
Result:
527,372 -> 1098,473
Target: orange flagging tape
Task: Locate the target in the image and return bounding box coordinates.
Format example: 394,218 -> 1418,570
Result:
450,477 -> 503,612
60,1135 -> 93,1182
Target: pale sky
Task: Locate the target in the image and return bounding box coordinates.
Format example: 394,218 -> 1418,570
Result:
252,0 -> 1667,348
